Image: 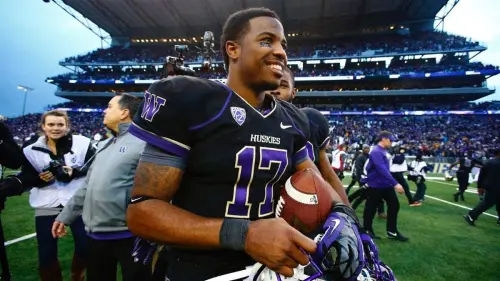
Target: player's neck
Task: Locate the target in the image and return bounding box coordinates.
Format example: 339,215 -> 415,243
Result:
226,74 -> 265,108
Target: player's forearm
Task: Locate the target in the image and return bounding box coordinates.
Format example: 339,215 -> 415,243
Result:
323,173 -> 349,206
128,161 -> 223,249
127,200 -> 223,249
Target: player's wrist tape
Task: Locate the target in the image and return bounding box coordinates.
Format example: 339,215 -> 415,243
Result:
129,195 -> 156,204
219,219 -> 250,251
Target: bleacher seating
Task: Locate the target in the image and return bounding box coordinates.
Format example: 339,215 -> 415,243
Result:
62,31 -> 483,64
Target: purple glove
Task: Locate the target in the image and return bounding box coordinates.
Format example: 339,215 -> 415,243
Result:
311,210 -> 365,281
131,237 -> 158,265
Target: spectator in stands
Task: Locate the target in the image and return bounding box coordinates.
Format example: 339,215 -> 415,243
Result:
15,110 -> 95,281
59,31 -> 483,65
362,131 -> 407,241
5,103 -> 500,161
52,94 -> 151,281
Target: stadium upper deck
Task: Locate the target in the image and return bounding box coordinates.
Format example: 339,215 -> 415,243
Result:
62,0 -> 449,41
46,0 -> 499,105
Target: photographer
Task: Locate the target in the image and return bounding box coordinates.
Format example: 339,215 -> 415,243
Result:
11,110 -> 95,281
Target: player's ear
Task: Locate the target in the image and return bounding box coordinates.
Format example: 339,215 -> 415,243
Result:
226,40 -> 240,62
291,87 -> 297,100
121,108 -> 130,120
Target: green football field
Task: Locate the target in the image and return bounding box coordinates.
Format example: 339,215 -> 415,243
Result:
1,172 -> 499,281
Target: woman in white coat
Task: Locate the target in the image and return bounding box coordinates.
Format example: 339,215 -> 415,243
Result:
20,110 -> 95,281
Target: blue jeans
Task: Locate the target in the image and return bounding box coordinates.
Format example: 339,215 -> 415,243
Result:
35,215 -> 87,267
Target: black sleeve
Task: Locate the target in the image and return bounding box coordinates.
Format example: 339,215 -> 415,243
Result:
301,107 -> 330,150
16,152 -> 50,189
354,156 -> 365,180
477,162 -> 488,190
0,122 -> 24,169
128,76 -> 214,160
279,101 -> 310,166
71,142 -> 97,179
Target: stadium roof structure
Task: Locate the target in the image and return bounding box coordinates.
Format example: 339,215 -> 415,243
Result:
59,0 -> 450,40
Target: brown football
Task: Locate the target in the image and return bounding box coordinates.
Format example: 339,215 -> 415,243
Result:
276,168 -> 335,234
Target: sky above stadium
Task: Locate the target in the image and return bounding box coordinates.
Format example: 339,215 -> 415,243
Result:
0,0 -> 499,117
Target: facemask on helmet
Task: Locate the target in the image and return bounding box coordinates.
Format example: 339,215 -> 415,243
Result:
359,234 -> 397,281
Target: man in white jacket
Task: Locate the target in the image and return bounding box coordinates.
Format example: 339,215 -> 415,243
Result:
53,93 -> 151,281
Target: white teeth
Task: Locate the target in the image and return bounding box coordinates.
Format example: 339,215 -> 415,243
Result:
268,64 -> 282,71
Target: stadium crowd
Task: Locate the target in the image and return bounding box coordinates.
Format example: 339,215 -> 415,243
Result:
5,102 -> 499,159
48,61 -> 498,83
62,31 -> 482,64
329,115 -> 499,159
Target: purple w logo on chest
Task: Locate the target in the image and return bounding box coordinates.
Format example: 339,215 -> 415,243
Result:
141,91 -> 166,122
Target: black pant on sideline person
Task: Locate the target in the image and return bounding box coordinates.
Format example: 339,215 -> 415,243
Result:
363,187 -> 407,241
391,172 -> 414,204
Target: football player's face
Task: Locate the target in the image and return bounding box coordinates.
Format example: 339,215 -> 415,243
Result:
268,70 -> 296,102
42,116 -> 67,140
240,17 -> 288,91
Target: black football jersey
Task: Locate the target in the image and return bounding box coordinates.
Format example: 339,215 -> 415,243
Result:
457,157 -> 482,174
300,107 -> 330,166
130,76 -> 310,220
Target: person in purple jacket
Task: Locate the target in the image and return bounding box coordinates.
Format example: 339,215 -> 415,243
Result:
362,131 -> 408,242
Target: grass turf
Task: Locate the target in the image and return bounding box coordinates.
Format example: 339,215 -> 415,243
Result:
1,172 -> 498,281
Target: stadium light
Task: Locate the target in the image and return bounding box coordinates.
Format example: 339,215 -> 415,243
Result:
17,85 -> 34,116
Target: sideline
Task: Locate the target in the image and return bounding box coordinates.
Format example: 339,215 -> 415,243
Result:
4,180 -> 497,247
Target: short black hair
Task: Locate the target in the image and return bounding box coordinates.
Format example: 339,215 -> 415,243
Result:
283,66 -> 295,88
378,130 -> 395,142
115,93 -> 141,119
220,7 -> 280,70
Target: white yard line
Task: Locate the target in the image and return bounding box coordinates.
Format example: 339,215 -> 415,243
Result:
4,233 -> 36,246
344,184 -> 498,219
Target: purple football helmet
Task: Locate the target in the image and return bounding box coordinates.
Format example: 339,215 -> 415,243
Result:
359,234 -> 397,281
243,211 -> 365,281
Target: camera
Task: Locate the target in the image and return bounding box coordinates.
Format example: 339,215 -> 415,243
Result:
160,31 -> 216,78
161,45 -> 196,78
42,160 -> 71,183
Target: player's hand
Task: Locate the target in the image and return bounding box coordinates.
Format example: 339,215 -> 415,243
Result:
394,184 -> 404,194
39,171 -> 55,182
52,220 -> 67,238
62,166 -> 73,177
244,218 -> 317,277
